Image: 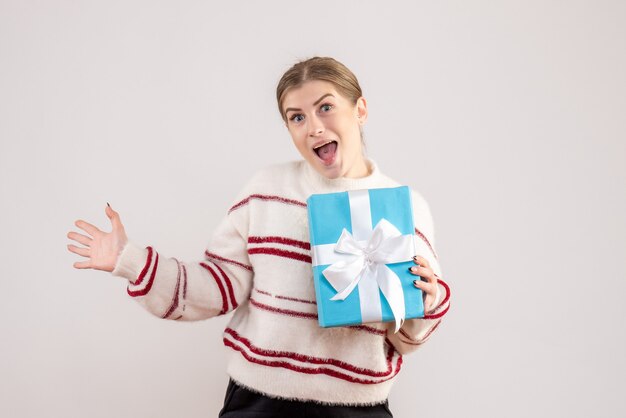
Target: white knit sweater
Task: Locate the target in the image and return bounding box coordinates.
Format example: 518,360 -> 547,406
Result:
112,159 -> 451,406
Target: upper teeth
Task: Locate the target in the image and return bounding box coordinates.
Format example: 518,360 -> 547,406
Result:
314,140 -> 334,150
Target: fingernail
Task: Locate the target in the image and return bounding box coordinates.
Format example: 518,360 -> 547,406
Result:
408,266 -> 417,272
413,280 -> 418,285
107,202 -> 111,208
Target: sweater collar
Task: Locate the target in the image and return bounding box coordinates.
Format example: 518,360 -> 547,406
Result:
300,158 -> 385,193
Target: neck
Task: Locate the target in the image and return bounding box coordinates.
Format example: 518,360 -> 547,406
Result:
301,158 -> 383,193
344,155 -> 371,178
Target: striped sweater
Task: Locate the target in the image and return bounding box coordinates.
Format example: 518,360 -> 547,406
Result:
111,158 -> 451,406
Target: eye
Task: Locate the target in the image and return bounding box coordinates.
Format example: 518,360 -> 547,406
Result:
289,114 -> 304,123
320,103 -> 333,112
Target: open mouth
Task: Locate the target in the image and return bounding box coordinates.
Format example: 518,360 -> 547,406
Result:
313,140 -> 338,165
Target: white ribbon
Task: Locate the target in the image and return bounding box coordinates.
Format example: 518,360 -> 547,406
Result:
320,218 -> 415,333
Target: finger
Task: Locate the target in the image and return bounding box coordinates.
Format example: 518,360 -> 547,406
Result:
105,204 -> 123,231
413,255 -> 430,269
67,243 -> 90,257
73,260 -> 92,269
67,231 -> 92,247
422,267 -> 437,285
74,219 -> 101,237
408,266 -> 436,283
414,281 -> 437,312
413,279 -> 426,290
412,279 -> 435,295
413,280 -> 437,308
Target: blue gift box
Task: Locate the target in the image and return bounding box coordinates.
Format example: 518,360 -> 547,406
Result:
306,186 -> 424,330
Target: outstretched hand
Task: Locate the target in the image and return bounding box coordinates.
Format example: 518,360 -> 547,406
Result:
67,204 -> 128,272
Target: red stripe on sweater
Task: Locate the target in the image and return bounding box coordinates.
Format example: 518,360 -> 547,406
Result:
181,264 -> 187,312
200,261 -> 228,315
214,262 -> 238,310
229,194 -> 307,214
127,251 -> 159,297
204,251 -> 253,272
224,328 -> 400,380
397,335 -> 421,346
161,258 -> 181,319
423,278 -> 450,320
423,302 -> 450,319
414,227 -> 438,259
248,236 -> 311,250
398,320 -> 442,346
223,338 -> 401,385
419,319 -> 442,340
133,246 -> 153,286
249,297 -> 318,320
248,247 -> 312,264
436,277 -> 450,307
182,264 -> 187,300
348,325 -> 386,337
249,297 -> 386,337
254,288 -> 317,305
254,288 -> 272,297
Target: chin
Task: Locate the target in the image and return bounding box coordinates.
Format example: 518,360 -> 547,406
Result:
317,162 -> 345,179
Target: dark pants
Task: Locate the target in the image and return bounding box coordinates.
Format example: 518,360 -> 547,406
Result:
218,379 -> 393,418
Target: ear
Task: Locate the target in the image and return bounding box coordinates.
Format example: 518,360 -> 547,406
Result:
356,97 -> 368,124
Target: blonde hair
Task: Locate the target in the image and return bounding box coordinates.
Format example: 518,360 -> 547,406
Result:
276,56 -> 363,124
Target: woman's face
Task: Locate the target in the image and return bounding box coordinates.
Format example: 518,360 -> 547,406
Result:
282,80 -> 369,179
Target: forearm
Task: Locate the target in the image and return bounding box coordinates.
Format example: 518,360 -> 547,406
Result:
386,278 -> 451,355
112,236 -> 252,321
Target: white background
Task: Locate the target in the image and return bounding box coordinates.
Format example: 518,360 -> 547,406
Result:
1,1 -> 625,417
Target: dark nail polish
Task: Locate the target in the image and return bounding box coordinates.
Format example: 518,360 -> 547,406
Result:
107,202 -> 111,207
413,280 -> 418,285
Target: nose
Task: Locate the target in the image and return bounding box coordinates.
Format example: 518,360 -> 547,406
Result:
308,114 -> 325,137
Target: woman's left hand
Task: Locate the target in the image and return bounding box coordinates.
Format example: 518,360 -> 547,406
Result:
409,255 -> 439,313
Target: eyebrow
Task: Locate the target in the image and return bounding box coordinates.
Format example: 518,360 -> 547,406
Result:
284,93 -> 334,116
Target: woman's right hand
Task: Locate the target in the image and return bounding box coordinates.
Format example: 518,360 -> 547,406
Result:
67,204 -> 129,273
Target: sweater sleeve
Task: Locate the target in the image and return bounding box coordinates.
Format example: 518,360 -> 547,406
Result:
385,190 -> 451,355
111,192 -> 254,321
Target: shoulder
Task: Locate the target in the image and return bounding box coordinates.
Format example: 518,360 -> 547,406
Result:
234,160 -> 301,196
409,188 -> 432,217
376,166 -> 437,247
247,160 -> 301,184
374,165 -> 435,237
228,160 -> 302,208
409,187 -> 436,249
375,167 -> 433,218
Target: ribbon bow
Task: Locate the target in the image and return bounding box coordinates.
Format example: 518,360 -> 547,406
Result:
322,218 -> 415,333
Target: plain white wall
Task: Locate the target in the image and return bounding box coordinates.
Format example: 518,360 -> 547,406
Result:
1,1 -> 624,417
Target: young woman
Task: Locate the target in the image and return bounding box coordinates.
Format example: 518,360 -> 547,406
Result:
67,56 -> 451,417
